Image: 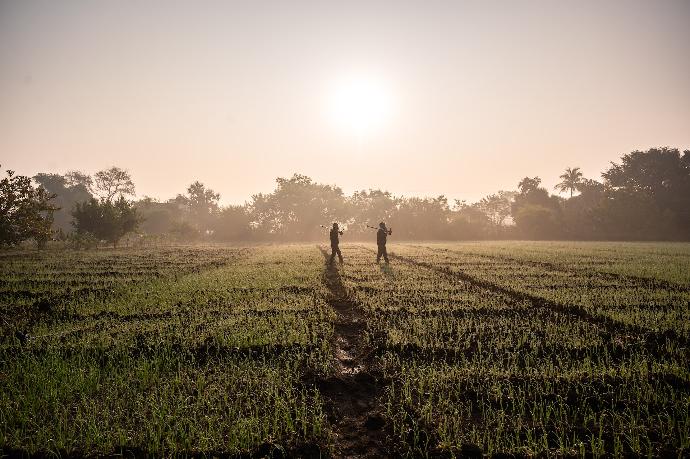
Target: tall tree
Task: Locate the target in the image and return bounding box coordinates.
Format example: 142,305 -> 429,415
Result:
93,167 -> 135,201
347,189 -> 397,236
602,147 -> 690,238
177,181 -> 220,216
602,148 -> 690,196
555,167 -> 583,197
1,167 -> 57,247
34,172 -> 94,233
249,174 -> 347,240
175,181 -> 221,235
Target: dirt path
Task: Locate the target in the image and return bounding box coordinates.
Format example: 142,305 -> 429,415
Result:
317,246 -> 390,458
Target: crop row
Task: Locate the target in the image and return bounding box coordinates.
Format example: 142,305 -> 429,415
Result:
0,245 -> 334,456
338,243 -> 689,456
395,245 -> 690,339
422,241 -> 690,286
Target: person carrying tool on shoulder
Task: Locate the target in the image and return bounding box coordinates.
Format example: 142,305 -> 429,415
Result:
376,222 -> 391,263
330,223 -> 344,264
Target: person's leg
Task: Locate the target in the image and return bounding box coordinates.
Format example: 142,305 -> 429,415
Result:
376,245 -> 382,263
337,246 -> 343,263
330,245 -> 336,263
383,246 -> 389,263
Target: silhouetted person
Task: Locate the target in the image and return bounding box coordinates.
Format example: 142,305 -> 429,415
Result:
330,223 -> 344,263
376,222 -> 391,263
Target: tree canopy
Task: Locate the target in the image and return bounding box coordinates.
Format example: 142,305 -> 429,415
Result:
1,167 -> 56,247
34,172 -> 93,234
6,146 -> 689,247
555,167 -> 583,197
93,167 -> 136,201
72,197 -> 140,247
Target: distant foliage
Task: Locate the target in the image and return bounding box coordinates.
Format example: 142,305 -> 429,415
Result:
18,146 -> 690,244
174,181 -> 221,235
93,166 -> 136,201
348,189 -> 397,230
169,220 -> 201,241
513,203 -> 561,239
511,182 -> 563,239
33,167 -> 132,236
554,167 -> 583,197
476,191 -> 516,228
508,148 -> 688,240
517,176 -> 542,194
135,197 -> 176,235
391,196 -> 451,240
601,147 -> 690,238
0,167 -> 56,247
250,174 -> 347,240
72,197 -> 140,247
66,231 -> 100,250
34,172 -> 94,233
213,205 -> 251,241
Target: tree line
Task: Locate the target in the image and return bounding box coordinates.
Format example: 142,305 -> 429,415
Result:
1,147 -> 689,247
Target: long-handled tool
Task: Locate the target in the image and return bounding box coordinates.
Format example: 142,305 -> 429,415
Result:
367,225 -> 392,235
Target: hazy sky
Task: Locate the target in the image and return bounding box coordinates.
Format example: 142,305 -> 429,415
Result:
2,0 -> 689,204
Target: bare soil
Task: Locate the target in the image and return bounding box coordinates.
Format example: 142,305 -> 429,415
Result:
317,246 -> 392,458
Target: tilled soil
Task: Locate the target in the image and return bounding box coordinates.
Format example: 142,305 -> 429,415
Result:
317,247 -> 392,458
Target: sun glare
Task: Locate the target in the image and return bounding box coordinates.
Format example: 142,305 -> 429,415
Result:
328,75 -> 393,138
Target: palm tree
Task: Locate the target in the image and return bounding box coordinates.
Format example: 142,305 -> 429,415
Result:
554,167 -> 583,197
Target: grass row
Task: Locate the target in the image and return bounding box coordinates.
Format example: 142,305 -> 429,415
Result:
0,245 -> 334,456
338,243 -> 689,456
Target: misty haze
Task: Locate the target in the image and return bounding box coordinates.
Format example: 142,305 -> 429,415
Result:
1,1 -> 689,457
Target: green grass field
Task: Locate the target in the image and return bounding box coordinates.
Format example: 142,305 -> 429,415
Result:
1,242 -> 689,457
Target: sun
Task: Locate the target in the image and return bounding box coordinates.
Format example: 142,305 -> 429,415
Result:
327,74 -> 393,138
